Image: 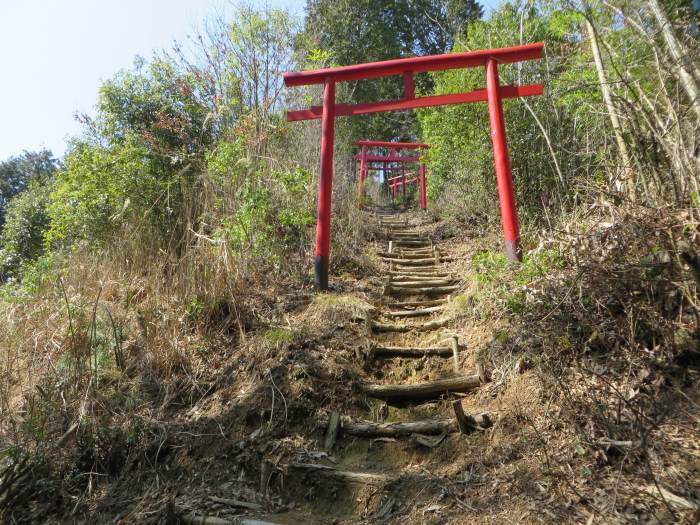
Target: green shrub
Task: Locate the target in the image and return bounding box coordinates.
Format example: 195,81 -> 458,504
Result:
0,179 -> 53,278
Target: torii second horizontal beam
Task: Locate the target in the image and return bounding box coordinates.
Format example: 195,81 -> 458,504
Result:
353,155 -> 421,162
356,140 -> 429,149
287,84 -> 542,122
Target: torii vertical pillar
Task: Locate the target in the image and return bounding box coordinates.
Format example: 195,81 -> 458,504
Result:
315,79 -> 335,290
356,145 -> 367,209
401,164 -> 406,200
486,59 -> 521,262
419,163 -> 427,210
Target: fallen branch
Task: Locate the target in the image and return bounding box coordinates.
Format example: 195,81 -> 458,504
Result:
410,432 -> 448,448
643,485 -> 700,510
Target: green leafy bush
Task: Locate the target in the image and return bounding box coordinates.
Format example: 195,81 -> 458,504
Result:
0,180 -> 53,278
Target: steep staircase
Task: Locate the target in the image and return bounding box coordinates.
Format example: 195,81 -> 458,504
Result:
289,207 -> 492,522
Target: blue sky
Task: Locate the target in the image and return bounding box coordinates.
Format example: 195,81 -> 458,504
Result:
0,0 -> 499,160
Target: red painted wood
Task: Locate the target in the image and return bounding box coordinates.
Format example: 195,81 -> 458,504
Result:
287,84 -> 543,122
352,154 -> 421,162
283,43 -> 543,86
357,144 -> 367,209
315,79 -> 335,289
356,140 -> 429,149
403,72 -> 415,100
420,163 -> 427,210
486,59 -> 521,261
369,166 -> 415,171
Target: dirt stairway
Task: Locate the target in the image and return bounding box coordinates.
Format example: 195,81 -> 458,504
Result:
302,208 -> 492,523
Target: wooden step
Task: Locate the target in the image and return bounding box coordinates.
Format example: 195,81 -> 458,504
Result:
383,305 -> 444,318
372,345 -> 453,357
387,285 -> 459,296
371,317 -> 449,332
387,268 -> 448,275
340,413 -> 492,437
342,417 -> 456,437
377,251 -> 436,260
393,247 -> 435,254
387,274 -> 450,281
387,280 -> 454,288
389,236 -> 428,241
392,240 -> 432,247
384,298 -> 448,308
361,374 -> 481,402
381,257 -> 437,266
288,463 -> 394,485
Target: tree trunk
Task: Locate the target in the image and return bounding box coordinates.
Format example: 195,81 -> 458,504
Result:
584,14 -> 635,197
647,0 -> 700,121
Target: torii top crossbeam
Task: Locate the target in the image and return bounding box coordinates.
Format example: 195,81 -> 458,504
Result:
284,43 -> 542,86
283,42 -> 544,290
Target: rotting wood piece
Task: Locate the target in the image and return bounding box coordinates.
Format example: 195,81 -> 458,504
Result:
179,508 -> 282,525
371,317 -> 450,333
342,417 -> 456,437
324,411 -> 340,451
384,306 -> 445,318
387,285 -> 460,296
361,374 -> 482,401
288,463 -> 394,486
208,496 -> 263,511
452,400 -> 493,433
372,345 -> 453,357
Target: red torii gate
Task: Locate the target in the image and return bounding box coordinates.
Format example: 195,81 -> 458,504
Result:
354,140 -> 428,211
283,43 -> 544,290
355,156 -> 424,206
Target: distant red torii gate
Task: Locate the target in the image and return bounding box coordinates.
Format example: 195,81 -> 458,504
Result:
354,140 -> 428,211
283,42 -> 544,290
